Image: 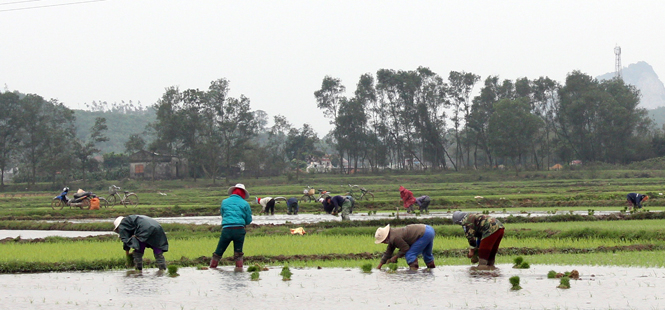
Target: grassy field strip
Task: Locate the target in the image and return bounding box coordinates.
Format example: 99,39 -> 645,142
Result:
1,235 -> 662,263
290,251 -> 665,268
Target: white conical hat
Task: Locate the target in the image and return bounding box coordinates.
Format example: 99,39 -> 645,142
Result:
113,216 -> 124,232
374,224 -> 390,244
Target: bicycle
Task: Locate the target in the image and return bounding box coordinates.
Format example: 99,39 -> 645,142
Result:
344,184 -> 374,201
300,186 -> 330,203
106,185 -> 139,207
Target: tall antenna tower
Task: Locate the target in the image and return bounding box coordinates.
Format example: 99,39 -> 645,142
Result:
614,45 -> 622,79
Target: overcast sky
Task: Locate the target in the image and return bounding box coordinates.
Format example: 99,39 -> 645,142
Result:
2,0 -> 664,135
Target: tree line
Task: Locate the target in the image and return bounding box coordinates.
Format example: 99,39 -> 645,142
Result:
316,68 -> 659,173
2,67 -> 665,188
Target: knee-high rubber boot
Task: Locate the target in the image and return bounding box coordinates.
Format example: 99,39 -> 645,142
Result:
155,253 -> 167,270
408,261 -> 419,271
209,253 -> 222,268
132,251 -> 144,271
234,252 -> 244,271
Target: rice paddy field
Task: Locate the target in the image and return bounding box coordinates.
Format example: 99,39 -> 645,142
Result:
3,169 -> 665,309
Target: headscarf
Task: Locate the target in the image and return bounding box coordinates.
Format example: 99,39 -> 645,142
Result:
232,188 -> 246,199
452,211 -> 468,225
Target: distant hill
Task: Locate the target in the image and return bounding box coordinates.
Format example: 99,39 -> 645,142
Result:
597,61 -> 665,110
74,108 -> 156,154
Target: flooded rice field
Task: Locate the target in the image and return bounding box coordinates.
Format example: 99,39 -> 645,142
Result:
2,264 -> 665,309
44,210 -> 641,226
0,230 -> 114,239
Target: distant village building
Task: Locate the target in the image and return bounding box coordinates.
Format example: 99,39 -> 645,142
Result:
570,160 -> 583,166
1,167 -> 17,183
128,150 -> 188,180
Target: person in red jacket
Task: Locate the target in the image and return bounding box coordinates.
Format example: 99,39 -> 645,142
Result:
399,186 -> 417,213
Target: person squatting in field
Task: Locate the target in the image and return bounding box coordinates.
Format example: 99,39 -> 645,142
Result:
113,215 -> 169,272
452,211 -> 504,270
626,193 -> 649,210
321,195 -> 354,220
210,183 -> 252,270
374,224 -> 436,270
399,186 -> 417,213
286,197 -> 299,215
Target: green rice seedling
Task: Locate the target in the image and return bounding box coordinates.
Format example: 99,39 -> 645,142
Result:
361,263 -> 372,273
167,265 -> 179,276
280,266 -> 292,281
247,264 -> 262,272
520,262 -> 530,269
251,271 -> 260,281
547,270 -> 557,278
367,211 -> 372,216
387,263 -> 398,273
196,266 -> 208,270
558,276 -> 571,289
125,254 -> 134,268
513,256 -> 524,266
509,276 -> 522,290
373,210 -> 377,215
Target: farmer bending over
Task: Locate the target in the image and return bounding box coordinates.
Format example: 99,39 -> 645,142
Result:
375,224 -> 436,271
416,195 -> 431,212
452,211 -> 504,270
257,196 -> 276,215
322,195 -> 353,220
113,215 -> 169,272
399,186 -> 417,213
287,197 -> 299,215
210,183 -> 252,270
626,193 -> 649,210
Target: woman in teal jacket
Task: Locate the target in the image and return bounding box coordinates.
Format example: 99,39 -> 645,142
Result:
210,183 -> 253,270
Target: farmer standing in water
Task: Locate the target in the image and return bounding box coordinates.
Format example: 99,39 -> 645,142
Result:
374,224 -> 436,270
210,183 -> 252,270
113,215 -> 169,272
452,211 -> 504,270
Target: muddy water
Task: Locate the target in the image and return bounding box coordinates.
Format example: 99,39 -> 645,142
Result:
0,230 -> 114,239
2,264 -> 665,309
46,210 -> 636,226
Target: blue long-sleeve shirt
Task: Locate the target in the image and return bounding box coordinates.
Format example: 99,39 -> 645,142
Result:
627,193 -> 645,208
323,195 -> 345,213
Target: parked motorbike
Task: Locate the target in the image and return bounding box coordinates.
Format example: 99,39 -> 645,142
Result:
51,187 -> 104,210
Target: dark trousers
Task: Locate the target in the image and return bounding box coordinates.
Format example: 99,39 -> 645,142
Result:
478,228 -> 504,263
214,227 -> 246,256
265,199 -> 276,214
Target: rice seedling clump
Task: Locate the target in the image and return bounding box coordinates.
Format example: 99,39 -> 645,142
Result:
167,265 -> 179,276
558,276 -> 571,289
361,263 -> 372,273
251,271 -> 260,281
280,266 -> 292,281
509,276 -> 522,290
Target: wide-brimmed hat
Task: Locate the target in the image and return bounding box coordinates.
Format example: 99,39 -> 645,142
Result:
228,183 -> 249,199
113,216 -> 124,232
374,224 -> 390,244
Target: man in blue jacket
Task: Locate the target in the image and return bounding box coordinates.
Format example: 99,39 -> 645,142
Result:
210,183 -> 253,270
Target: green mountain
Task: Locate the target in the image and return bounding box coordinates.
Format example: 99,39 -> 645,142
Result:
74,108 -> 156,154
597,61 -> 665,110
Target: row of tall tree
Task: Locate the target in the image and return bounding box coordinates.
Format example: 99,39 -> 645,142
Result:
315,68 -> 655,172
148,78 -> 321,182
0,92 -> 110,188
